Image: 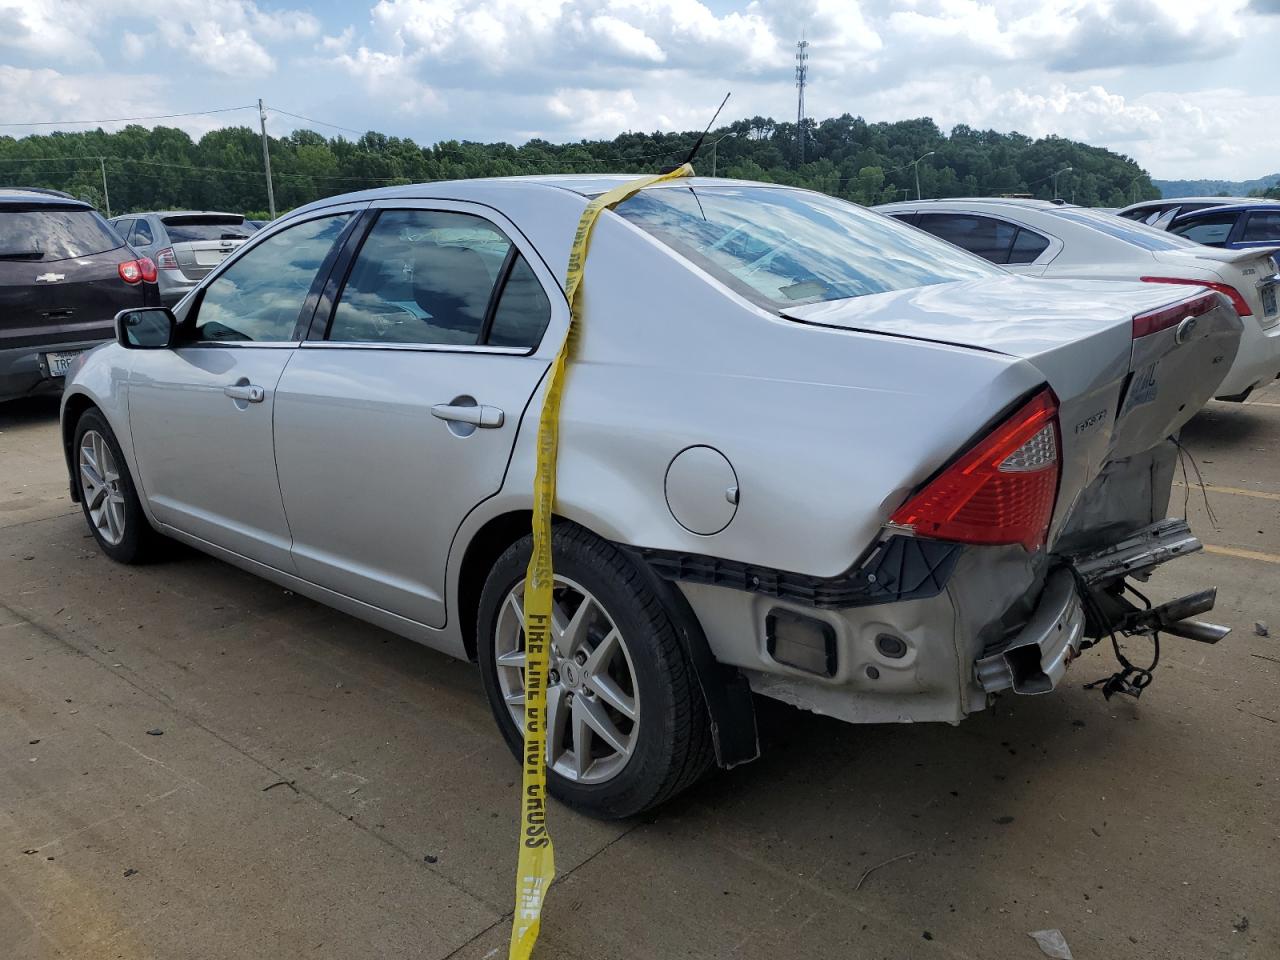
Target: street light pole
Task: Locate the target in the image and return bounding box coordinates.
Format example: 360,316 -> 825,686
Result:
910,151 -> 935,201
709,131 -> 739,178
258,98 -> 277,220
1052,165 -> 1073,201
98,156 -> 110,218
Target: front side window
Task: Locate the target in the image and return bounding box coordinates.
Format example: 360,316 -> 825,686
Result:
1169,212 -> 1237,247
915,213 -> 1018,264
0,206 -> 122,261
615,186 -> 998,311
1242,212 -> 1280,243
191,213 -> 351,343
328,209 -> 549,348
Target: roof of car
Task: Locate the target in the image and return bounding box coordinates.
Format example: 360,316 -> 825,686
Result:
875,197 -> 1079,213
118,210 -> 245,219
1119,196 -> 1267,211
0,187 -> 91,207
1172,201 -> 1280,220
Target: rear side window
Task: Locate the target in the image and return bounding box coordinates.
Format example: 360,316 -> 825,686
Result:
1242,212 -> 1280,243
616,186 -> 997,311
1008,228 -> 1051,264
0,206 -> 122,261
915,213 -> 1017,263
329,209 -> 535,347
487,254 -> 551,348
1170,212 -> 1237,247
133,219 -> 154,245
163,216 -> 254,242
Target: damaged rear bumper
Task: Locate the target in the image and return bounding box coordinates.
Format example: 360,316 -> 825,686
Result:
974,518 -> 1227,696
975,569 -> 1085,694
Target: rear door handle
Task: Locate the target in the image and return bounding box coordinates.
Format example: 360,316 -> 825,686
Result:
430,402 -> 504,428
224,383 -> 265,403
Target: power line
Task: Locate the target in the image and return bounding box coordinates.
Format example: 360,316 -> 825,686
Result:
268,106 -> 367,138
0,105 -> 256,129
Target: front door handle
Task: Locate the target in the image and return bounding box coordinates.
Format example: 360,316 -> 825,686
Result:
224,383 -> 265,403
431,402 -> 504,428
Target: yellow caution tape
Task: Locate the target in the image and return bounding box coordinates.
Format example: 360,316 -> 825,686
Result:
510,162 -> 694,960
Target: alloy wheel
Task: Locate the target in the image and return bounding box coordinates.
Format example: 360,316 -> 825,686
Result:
494,575 -> 640,784
79,430 -> 126,546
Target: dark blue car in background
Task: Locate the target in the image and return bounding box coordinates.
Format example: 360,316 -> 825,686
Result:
1169,202 -> 1280,252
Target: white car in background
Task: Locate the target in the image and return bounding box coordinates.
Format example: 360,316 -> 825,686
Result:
1116,196 -> 1268,228
877,198 -> 1280,401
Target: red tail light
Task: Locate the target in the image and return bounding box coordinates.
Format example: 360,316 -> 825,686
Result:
156,247 -> 178,269
118,257 -> 157,284
1140,276 -> 1250,316
890,389 -> 1060,553
1131,290 -> 1219,339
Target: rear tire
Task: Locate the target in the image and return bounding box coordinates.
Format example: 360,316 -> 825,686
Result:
73,409 -> 163,564
477,524 -> 713,819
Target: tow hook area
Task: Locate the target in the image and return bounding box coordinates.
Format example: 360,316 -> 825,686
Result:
1069,518 -> 1231,700
974,518 -> 1232,700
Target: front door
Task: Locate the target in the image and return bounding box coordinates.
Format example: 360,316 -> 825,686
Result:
128,212 -> 356,569
274,203 -> 561,627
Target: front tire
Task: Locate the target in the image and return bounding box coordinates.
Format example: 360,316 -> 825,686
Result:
477,525 -> 713,819
73,409 -> 163,564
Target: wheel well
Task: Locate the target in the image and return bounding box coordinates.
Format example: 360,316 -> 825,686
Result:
61,393 -> 97,499
457,510 -> 531,661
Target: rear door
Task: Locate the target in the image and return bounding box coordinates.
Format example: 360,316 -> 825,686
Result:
128,210 -> 359,570
273,201 -> 560,627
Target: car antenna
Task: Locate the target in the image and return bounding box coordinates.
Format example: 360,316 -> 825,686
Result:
662,92 -> 731,173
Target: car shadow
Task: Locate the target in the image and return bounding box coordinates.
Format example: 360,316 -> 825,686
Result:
0,395 -> 62,430
1181,400 -> 1271,449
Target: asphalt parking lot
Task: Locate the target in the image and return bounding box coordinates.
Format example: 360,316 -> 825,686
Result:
1,386 -> 1277,960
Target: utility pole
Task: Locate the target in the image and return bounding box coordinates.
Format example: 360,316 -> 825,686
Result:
98,156 -> 110,218
795,38 -> 809,168
258,98 -> 277,220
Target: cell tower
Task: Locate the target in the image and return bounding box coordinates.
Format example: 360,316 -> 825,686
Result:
795,38 -> 809,166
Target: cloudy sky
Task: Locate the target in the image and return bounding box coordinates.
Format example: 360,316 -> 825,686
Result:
0,0 -> 1275,179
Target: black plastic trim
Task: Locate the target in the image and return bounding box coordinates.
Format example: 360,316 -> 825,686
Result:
639,534 -> 962,610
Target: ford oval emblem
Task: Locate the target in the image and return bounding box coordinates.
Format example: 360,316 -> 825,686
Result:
1175,315 -> 1198,344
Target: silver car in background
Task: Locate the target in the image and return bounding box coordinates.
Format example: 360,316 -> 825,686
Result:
878,197 -> 1280,401
108,211 -> 256,306
64,177 -> 1237,818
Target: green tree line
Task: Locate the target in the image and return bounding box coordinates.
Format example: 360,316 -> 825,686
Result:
0,114 -> 1160,219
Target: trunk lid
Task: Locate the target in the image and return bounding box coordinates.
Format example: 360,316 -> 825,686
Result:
783,275 -> 1243,545
1152,246 -> 1280,329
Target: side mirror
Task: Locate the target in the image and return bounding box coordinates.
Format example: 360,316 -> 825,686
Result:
115,307 -> 176,349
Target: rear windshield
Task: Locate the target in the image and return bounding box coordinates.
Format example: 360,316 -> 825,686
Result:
1047,208 -> 1199,252
0,206 -> 123,261
162,216 -> 253,242
614,185 -> 1000,310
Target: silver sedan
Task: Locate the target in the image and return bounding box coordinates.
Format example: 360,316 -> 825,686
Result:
63,176 -> 1237,817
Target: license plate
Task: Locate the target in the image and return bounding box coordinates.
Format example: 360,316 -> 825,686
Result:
44,350 -> 83,377
1263,284 -> 1277,318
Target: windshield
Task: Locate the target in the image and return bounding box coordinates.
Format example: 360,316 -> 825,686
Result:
0,206 -> 122,261
1047,208 -> 1199,252
163,217 -> 254,242
614,185 -> 1000,310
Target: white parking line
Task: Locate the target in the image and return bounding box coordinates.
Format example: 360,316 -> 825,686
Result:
1174,482 -> 1280,502
1203,544 -> 1280,564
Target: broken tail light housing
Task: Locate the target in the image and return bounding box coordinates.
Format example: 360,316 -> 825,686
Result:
890,389 -> 1061,553
1140,276 -> 1250,316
